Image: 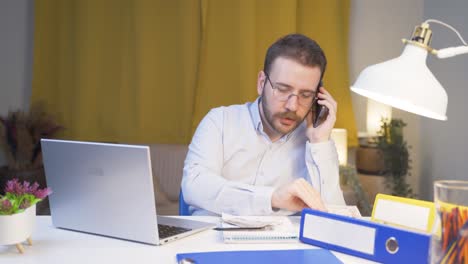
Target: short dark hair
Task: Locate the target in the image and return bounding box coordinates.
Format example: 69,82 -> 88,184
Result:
263,34 -> 327,79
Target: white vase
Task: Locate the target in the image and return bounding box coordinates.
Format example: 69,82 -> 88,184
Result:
0,204 -> 36,251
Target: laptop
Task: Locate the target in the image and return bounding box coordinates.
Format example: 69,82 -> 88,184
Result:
41,139 -> 215,245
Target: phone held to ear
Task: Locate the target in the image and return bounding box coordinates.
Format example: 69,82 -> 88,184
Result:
312,81 -> 328,128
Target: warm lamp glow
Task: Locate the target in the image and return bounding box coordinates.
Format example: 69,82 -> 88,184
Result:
367,99 -> 392,136
331,128 -> 347,166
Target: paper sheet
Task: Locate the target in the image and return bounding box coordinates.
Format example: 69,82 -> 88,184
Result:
327,205 -> 362,218
221,213 -> 291,228
221,205 -> 361,230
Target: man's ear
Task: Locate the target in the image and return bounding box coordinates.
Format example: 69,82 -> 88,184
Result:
257,71 -> 266,96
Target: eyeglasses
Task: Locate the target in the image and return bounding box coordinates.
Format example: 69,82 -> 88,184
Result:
264,72 -> 316,108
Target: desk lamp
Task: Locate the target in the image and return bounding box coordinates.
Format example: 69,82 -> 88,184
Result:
351,19 -> 468,120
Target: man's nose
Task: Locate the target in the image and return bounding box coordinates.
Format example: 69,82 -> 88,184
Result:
285,94 -> 299,112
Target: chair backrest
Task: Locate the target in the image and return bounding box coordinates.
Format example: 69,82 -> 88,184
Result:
179,190 -> 190,216
149,144 -> 188,202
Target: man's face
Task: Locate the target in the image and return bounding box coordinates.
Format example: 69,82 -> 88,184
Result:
257,57 -> 322,138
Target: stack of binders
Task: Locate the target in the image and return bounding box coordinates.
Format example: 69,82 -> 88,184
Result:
299,205 -> 432,263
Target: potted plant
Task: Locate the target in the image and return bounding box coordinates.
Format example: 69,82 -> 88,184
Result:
0,179 -> 51,253
0,103 -> 62,214
375,118 -> 415,198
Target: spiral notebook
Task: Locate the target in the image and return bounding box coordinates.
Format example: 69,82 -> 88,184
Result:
220,214 -> 299,243
220,206 -> 361,244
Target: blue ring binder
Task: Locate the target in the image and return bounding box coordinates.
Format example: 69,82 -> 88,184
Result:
299,208 -> 431,263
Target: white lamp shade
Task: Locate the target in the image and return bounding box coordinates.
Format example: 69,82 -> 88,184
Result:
351,44 -> 448,120
331,128 -> 347,166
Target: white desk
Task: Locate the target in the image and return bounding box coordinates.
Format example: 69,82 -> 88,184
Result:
0,216 -> 378,264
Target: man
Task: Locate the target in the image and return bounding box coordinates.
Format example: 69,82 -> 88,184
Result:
182,34 -> 345,216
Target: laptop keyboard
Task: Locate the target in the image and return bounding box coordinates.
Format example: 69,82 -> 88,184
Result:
158,224 -> 192,239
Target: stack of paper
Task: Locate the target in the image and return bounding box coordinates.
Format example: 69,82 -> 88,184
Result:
327,205 -> 362,218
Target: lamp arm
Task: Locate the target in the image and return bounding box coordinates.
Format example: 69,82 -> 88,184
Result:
422,19 -> 468,59
424,19 -> 467,46
436,46 -> 468,59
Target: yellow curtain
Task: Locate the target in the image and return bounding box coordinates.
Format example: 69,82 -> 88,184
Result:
32,0 -> 358,146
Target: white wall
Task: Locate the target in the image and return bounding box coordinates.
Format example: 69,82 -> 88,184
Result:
0,0 -> 34,166
420,0 -> 468,200
349,0 -> 424,196
0,0 -> 33,114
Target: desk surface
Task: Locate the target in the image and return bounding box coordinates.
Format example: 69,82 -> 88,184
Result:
0,216 -> 378,264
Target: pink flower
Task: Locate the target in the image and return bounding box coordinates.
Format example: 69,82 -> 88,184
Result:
1,199 -> 12,211
4,178 -> 52,200
25,182 -> 40,194
4,179 -> 51,198
1,178 -> 52,214
5,179 -> 26,195
33,187 -> 52,199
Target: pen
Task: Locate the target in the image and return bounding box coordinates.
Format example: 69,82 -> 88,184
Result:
213,226 -> 266,231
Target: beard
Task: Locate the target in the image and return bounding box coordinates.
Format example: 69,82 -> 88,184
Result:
261,92 -> 305,135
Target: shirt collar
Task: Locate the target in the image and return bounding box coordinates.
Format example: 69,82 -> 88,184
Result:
249,97 -> 263,133
249,97 -> 300,143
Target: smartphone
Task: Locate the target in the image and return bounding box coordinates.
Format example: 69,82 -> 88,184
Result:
312,80 -> 328,128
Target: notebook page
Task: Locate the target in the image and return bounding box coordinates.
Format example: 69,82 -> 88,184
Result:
221,215 -> 298,244
327,205 -> 362,218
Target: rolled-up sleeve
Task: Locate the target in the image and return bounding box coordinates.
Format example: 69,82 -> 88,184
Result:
304,140 -> 346,205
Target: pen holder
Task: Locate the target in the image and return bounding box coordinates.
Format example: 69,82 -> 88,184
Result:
430,181 -> 468,264
0,204 -> 35,253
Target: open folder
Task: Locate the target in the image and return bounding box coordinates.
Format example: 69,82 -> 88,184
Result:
176,249 -> 343,264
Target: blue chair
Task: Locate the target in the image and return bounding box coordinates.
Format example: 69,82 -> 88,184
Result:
179,190 -> 191,216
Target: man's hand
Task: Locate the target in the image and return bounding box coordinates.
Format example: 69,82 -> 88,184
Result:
306,86 -> 337,143
271,178 -> 327,212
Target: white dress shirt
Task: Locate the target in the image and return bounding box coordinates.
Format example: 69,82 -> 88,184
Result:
182,97 -> 345,216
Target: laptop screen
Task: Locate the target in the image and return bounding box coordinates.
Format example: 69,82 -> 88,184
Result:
41,139 -> 159,244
